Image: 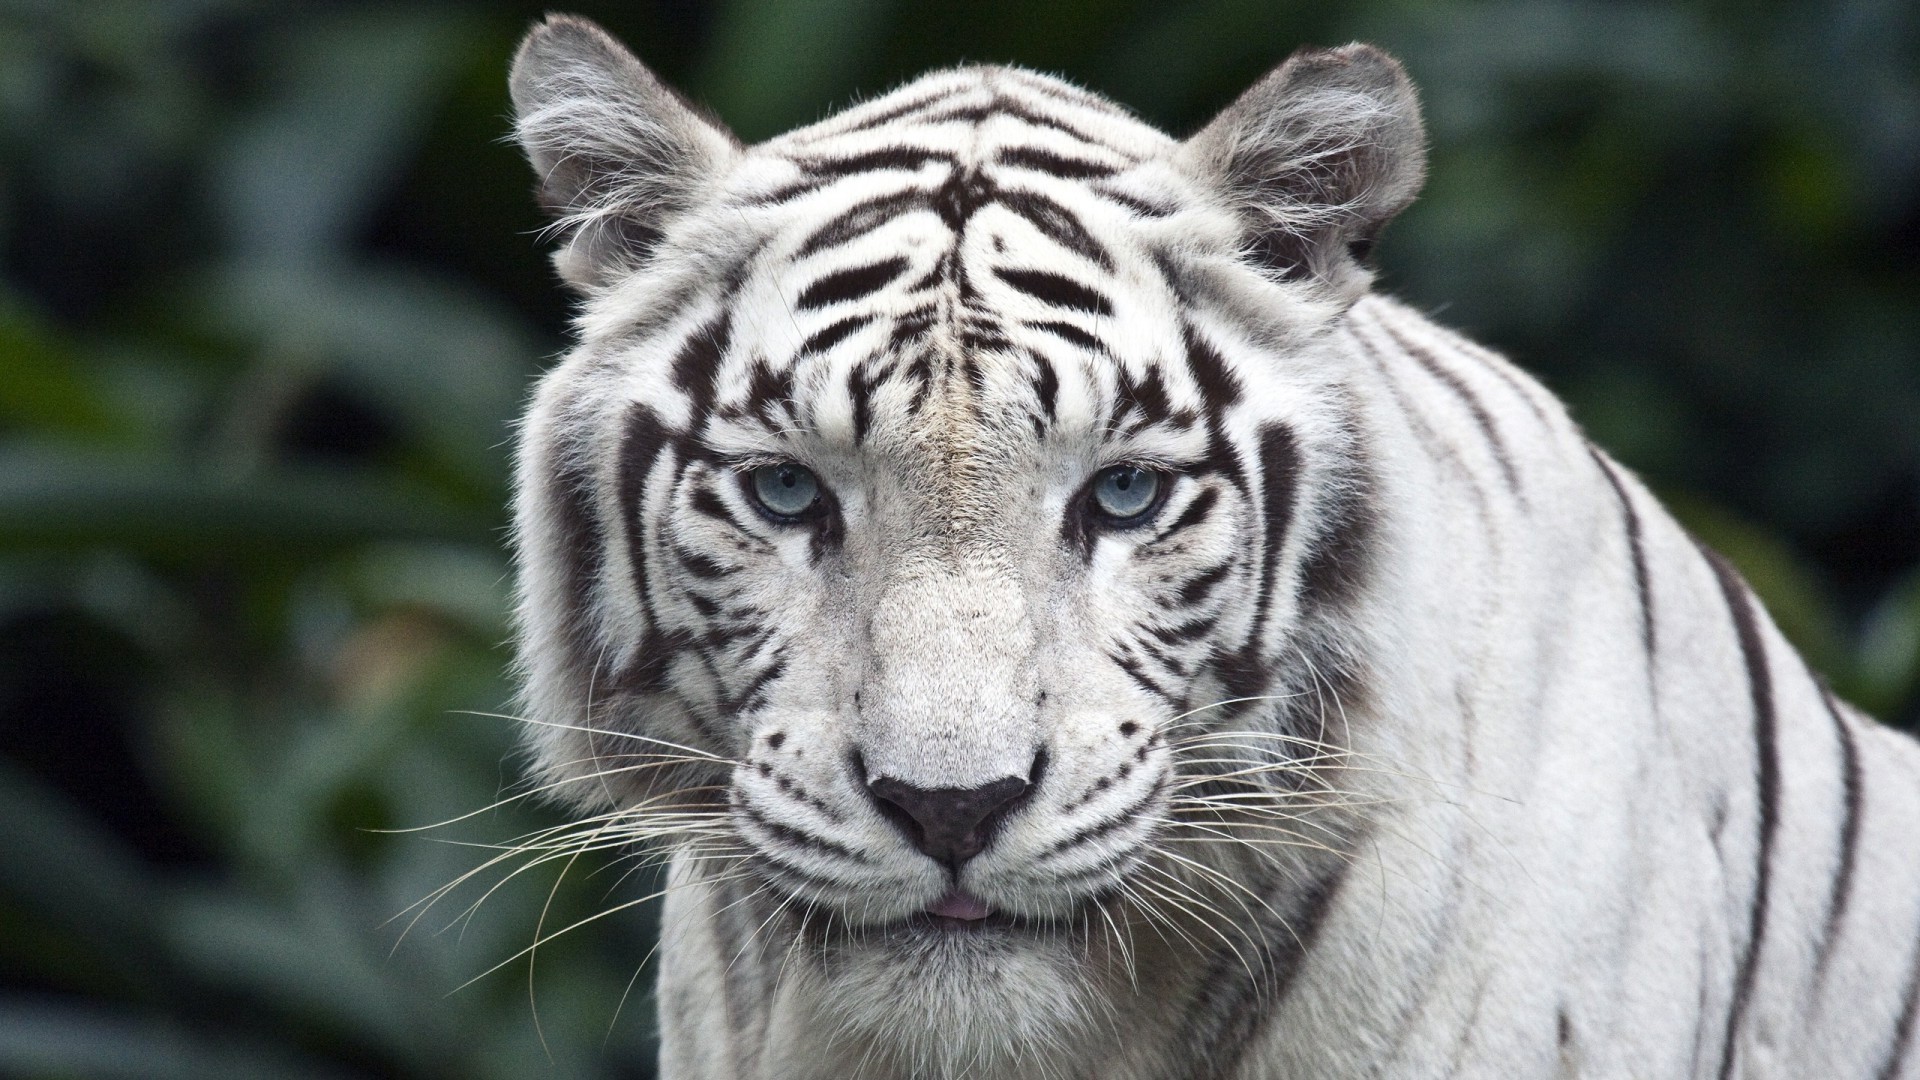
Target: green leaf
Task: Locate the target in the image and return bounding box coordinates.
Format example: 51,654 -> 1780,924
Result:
0,999 -> 357,1080
211,8 -> 483,265
0,454 -> 493,553
697,0 -> 897,140
0,301 -> 134,441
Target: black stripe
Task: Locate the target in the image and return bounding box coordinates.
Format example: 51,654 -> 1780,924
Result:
1031,352 -> 1058,423
736,800 -> 864,862
1376,318 -> 1524,498
800,146 -> 955,177
731,358 -> 797,427
996,144 -> 1117,178
1028,319 -> 1104,352
1814,683 -> 1863,983
796,189 -> 928,257
1148,615 -> 1217,646
1099,187 -> 1176,218
914,101 -> 1104,147
1590,447 -> 1656,660
1244,423 -> 1302,642
796,257 -> 910,310
616,406 -> 673,633
847,362 -> 879,445
1174,858 -> 1352,1080
933,168 -> 995,232
1176,562 -> 1233,608
996,187 -> 1114,270
1110,363 -> 1173,432
1182,324 -> 1242,409
728,655 -> 788,712
688,483 -> 744,529
675,545 -> 732,579
1113,650 -> 1177,705
668,314 -> 731,420
994,266 -> 1112,316
843,88 -> 966,133
1162,486 -> 1219,536
1297,416 -> 1375,612
1433,322 -> 1554,428
1700,545 -> 1779,1080
1879,930 -> 1920,1080
755,148 -> 955,204
706,874 -> 773,1070
1039,788 -> 1157,857
796,313 -> 875,358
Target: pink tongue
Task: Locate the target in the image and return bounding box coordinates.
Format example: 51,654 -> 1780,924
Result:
925,890 -> 993,921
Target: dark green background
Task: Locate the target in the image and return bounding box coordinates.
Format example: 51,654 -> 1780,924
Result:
1,1 -> 1915,1076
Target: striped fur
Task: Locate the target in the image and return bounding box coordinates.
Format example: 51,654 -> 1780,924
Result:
505,15 -> 1920,1079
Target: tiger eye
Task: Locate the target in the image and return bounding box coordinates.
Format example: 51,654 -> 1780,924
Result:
1089,465 -> 1163,523
749,463 -> 823,519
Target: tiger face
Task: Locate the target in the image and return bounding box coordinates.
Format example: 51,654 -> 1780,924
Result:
508,13 -> 1423,1058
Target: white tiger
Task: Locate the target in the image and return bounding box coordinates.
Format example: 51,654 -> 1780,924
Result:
503,14 -> 1920,1079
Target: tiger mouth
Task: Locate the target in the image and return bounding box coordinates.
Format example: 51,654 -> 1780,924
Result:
892,887 -> 1112,938
909,889 -> 1019,933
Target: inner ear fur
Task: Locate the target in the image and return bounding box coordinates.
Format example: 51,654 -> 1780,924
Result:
509,14 -> 740,291
1180,44 -> 1427,292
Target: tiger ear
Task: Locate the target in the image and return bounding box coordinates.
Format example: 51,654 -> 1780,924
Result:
1179,44 -> 1426,292
509,14 -> 740,291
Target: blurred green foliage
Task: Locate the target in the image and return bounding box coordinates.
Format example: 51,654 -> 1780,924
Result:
0,0 -> 1914,1076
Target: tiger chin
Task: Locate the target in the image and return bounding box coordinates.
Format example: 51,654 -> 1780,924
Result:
502,13 -> 1920,1080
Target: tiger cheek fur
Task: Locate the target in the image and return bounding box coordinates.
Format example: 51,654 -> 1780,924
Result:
505,14 -> 1920,1080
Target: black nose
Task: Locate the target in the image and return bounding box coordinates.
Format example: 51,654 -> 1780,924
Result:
865,767 -> 1036,870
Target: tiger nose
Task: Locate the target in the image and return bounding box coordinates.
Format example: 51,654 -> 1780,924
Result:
865,767 -> 1036,870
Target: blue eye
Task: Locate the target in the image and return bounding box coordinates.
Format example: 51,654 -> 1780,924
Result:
748,462 -> 823,519
1089,465 -> 1163,523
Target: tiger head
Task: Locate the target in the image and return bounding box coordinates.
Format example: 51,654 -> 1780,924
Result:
507,13 -> 1425,1061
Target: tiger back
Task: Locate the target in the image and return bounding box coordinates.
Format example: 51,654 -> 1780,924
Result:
505,14 -> 1920,1079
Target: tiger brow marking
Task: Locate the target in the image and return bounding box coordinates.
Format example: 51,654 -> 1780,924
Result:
1029,350 -> 1059,424
669,314 -> 731,417
1373,316 -> 1525,502
994,266 -> 1113,316
912,100 -> 1110,150
1028,319 -> 1105,353
795,189 -> 929,258
1813,682 -> 1862,988
753,148 -> 958,205
796,258 -> 911,311
1100,186 -> 1177,218
996,144 -> 1119,179
840,87 -> 973,133
799,146 -> 957,177
995,187 -> 1115,270
1698,544 -> 1780,1080
796,313 -> 877,358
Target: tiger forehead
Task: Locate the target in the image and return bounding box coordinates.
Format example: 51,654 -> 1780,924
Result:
765,65 -> 1174,163
618,64 -> 1220,463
